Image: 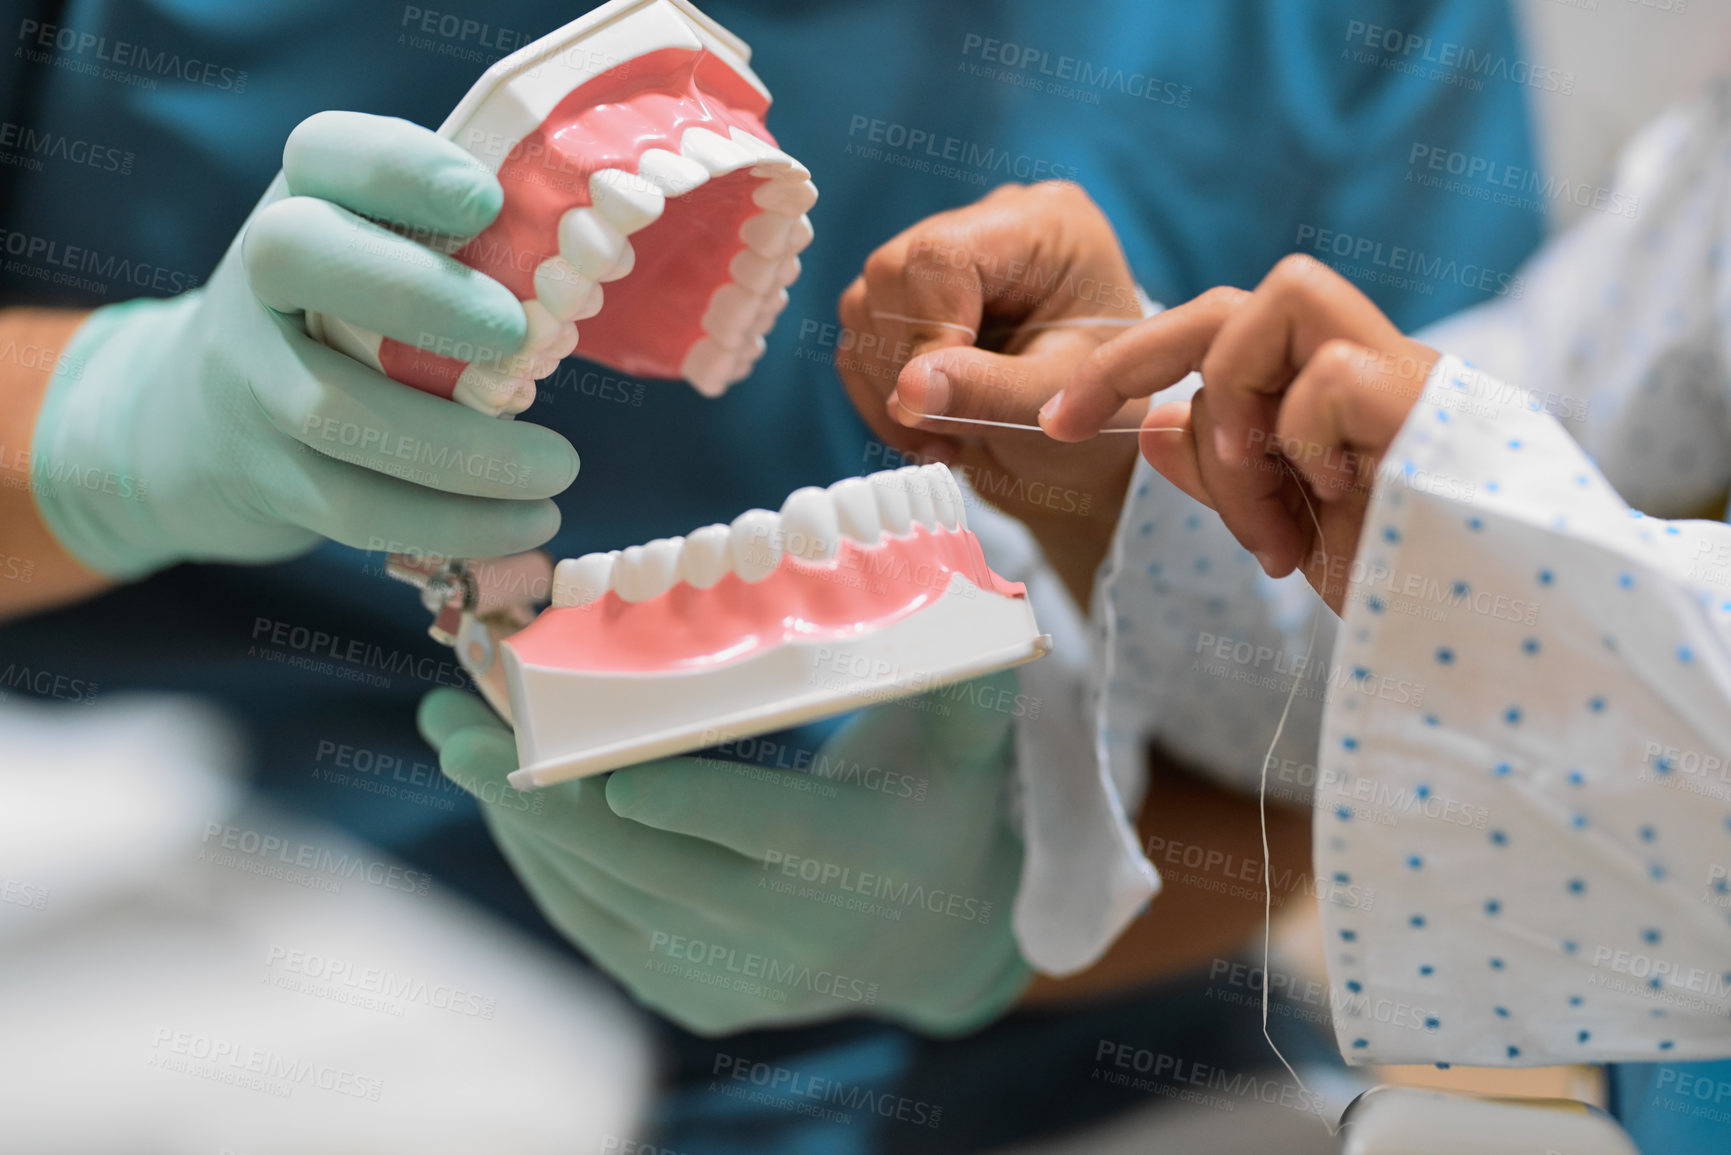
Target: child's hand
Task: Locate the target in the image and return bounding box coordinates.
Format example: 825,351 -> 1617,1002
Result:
1043,256 -> 1439,613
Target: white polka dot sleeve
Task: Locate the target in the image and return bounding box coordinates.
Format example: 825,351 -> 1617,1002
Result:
1318,353 -> 1731,1068
1421,79 -> 1731,519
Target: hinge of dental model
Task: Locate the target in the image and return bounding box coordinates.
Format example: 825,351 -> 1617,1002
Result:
385,554 -> 533,723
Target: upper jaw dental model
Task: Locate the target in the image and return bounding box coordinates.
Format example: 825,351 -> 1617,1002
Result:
499,464 -> 1050,789
307,0 -> 816,414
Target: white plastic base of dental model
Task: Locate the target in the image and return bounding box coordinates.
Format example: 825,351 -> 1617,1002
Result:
501,573 -> 1050,789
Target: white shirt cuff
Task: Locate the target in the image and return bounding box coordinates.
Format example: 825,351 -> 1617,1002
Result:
1317,354 -> 1731,1066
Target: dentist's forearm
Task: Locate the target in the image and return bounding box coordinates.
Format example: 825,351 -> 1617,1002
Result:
0,308 -> 114,619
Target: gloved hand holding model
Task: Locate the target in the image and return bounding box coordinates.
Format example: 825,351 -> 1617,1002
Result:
29,111 -> 579,580
419,678 -> 1030,1036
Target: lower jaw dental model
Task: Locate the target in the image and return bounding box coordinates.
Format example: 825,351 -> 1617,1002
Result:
308,0 -> 815,413
398,465 -> 1050,789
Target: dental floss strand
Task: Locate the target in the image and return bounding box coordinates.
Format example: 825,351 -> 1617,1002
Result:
912,414 -> 1149,434
911,403 -> 1342,1137
1257,474 -> 1340,1139
888,312 -> 1338,1131
873,312 -> 1158,435
867,312 -> 1142,340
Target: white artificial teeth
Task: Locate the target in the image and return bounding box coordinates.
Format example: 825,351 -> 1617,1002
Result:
752,178 -> 819,216
829,476 -> 882,545
729,509 -> 781,582
739,212 -> 797,257
728,248 -> 780,294
723,355 -> 756,390
872,471 -> 914,536
521,299 -> 576,378
534,256 -> 603,322
780,487 -> 840,562
747,142 -> 813,182
678,524 -> 732,589
541,321 -> 579,369
923,463 -> 961,529
613,537 -> 682,602
453,363 -> 534,417
552,466 -> 967,615
637,148 -> 709,196
557,207 -> 628,280
681,336 -> 735,398
724,126 -> 775,162
736,131 -> 816,187
702,283 -> 762,341
552,552 -> 615,608
601,239 -> 635,283
947,470 -> 969,529
899,465 -> 938,530
680,127 -> 753,175
747,290 -> 789,340
753,156 -> 809,181
714,335 -> 767,380
522,297 -> 561,346
740,213 -> 814,260
589,169 -> 665,233
774,256 -> 801,288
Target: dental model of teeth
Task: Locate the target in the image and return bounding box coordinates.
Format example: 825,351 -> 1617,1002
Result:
518,128 -> 814,405
551,463 -> 966,605
307,0 -> 815,415
498,464 -> 1051,789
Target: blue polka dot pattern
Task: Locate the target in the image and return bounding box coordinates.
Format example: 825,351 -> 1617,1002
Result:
1299,351 -> 1731,1067
1099,240 -> 1731,1071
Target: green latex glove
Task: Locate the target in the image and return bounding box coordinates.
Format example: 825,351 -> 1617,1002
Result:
31,111 -> 578,579
419,676 -> 1033,1036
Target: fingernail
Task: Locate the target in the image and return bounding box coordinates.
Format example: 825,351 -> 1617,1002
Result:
1213,426 -> 1235,462
603,771 -> 639,814
888,389 -> 912,426
1038,390 -> 1064,423
1254,551 -> 1278,577
922,367 -> 951,416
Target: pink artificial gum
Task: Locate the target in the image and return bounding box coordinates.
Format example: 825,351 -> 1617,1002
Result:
379,46 -> 775,396
508,526 -> 1026,673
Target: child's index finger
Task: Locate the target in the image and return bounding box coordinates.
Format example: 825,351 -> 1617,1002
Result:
1042,287 -> 1246,442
